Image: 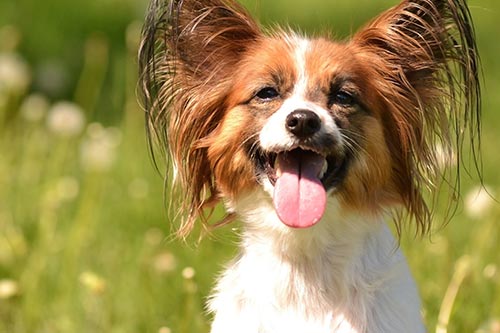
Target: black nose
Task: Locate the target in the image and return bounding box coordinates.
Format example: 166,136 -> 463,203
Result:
286,109 -> 321,139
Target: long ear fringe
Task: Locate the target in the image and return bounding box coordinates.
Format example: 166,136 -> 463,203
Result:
354,0 -> 481,235
139,0 -> 480,238
138,0 -> 260,238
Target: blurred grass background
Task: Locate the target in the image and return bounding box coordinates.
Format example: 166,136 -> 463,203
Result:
0,0 -> 499,332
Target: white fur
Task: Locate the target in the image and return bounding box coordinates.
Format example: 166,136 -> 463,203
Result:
208,37 -> 426,333
259,95 -> 341,153
259,37 -> 341,154
209,192 -> 425,333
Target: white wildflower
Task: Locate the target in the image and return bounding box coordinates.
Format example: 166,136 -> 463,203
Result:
465,185 -> 494,219
153,252 -> 177,274
19,93 -> 49,122
0,279 -> 20,299
158,327 -> 172,333
483,264 -> 498,280
0,53 -> 30,94
80,123 -> 122,172
182,267 -> 196,280
87,122 -> 122,143
46,102 -> 85,137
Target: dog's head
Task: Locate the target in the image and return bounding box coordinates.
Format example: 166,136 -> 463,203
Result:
139,0 -> 480,236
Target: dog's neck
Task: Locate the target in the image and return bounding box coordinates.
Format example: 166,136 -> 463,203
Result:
214,192 -> 408,332
233,192 -> 402,293
233,191 -> 390,262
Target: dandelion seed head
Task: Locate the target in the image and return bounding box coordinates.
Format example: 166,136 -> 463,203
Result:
0,53 -> 30,94
80,139 -> 115,172
80,124 -> 122,172
87,123 -> 122,146
182,267 -> 196,280
20,93 -> 49,122
158,327 -> 172,333
47,102 -> 86,137
0,279 -> 20,299
465,186 -> 494,219
153,252 -> 177,274
87,123 -> 105,138
483,264 -> 498,280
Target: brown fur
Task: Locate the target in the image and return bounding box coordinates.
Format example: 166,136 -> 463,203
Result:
352,0 -> 481,233
139,0 -> 262,236
139,0 -> 480,237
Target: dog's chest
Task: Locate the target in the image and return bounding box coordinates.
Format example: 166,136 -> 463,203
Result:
208,223 -> 425,333
209,246 -> 378,332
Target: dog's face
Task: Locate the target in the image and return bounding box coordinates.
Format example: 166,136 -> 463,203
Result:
139,0 -> 480,235
204,36 -> 393,228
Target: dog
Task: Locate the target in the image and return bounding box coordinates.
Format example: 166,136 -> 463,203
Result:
138,0 -> 480,332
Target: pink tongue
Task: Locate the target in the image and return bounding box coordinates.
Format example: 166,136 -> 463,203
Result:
273,150 -> 327,228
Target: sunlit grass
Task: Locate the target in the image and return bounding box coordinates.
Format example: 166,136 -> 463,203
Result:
0,0 -> 499,332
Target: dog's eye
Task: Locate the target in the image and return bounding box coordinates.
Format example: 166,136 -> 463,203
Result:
256,87 -> 279,100
331,91 -> 355,107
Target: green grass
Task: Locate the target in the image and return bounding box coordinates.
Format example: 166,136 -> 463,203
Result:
0,0 -> 499,332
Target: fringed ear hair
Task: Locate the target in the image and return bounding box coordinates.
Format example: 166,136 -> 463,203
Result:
138,0 -> 262,237
353,0 -> 481,234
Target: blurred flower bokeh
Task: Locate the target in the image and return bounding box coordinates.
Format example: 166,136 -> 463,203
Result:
0,0 -> 499,332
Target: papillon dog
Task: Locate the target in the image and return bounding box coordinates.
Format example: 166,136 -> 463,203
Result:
139,0 -> 480,332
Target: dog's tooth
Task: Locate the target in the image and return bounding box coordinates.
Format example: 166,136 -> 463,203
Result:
318,160 -> 328,179
275,158 -> 282,177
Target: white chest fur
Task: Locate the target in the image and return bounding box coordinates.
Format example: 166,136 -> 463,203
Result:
208,194 -> 425,333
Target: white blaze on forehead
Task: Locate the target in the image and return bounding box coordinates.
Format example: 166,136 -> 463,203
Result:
291,36 -> 310,98
259,35 -> 341,153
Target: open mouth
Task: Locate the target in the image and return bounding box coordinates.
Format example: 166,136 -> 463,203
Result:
256,148 -> 349,229
258,148 -> 348,190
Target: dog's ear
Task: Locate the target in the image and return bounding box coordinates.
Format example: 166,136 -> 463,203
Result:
139,0 -> 262,237
352,0 -> 481,233
171,0 -> 260,80
140,0 -> 261,88
354,0 -> 479,89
